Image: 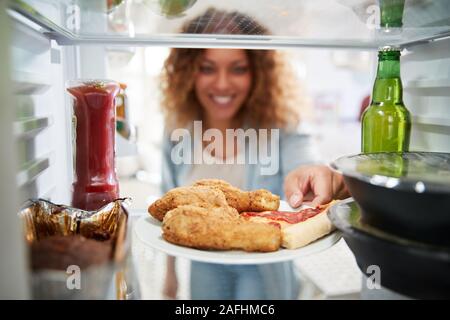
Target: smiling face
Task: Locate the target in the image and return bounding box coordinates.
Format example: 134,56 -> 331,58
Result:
194,49 -> 252,127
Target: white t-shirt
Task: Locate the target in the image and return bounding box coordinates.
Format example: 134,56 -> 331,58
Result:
183,148 -> 246,189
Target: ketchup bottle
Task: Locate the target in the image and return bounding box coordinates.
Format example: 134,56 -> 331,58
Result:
67,80 -> 120,211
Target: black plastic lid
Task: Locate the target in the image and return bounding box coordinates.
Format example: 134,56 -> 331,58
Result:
331,152 -> 450,193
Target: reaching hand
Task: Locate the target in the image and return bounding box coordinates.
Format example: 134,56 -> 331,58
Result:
284,165 -> 350,208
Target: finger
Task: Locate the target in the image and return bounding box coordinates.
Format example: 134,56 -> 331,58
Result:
333,172 -> 350,199
284,172 -> 298,199
310,172 -> 333,207
310,195 -> 331,208
292,175 -> 316,207
284,173 -> 302,207
289,177 -> 310,208
289,191 -> 304,208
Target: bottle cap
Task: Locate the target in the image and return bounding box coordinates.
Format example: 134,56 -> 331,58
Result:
378,46 -> 402,59
379,45 -> 401,52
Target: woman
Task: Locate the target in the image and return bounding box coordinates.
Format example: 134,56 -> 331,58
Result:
159,8 -> 347,299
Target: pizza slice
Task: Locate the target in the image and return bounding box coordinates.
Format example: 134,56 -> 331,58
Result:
241,201 -> 337,249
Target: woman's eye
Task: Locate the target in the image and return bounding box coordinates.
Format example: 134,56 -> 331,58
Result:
232,66 -> 249,74
199,65 -> 215,74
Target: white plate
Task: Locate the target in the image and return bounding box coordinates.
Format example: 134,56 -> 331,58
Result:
133,200 -> 342,265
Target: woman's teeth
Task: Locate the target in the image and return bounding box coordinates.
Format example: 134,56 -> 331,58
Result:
212,95 -> 233,105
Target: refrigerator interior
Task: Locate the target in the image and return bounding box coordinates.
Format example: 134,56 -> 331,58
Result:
1,0 -> 450,299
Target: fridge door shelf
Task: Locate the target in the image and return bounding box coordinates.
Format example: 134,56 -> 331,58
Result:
12,70 -> 51,95
14,116 -> 52,138
16,156 -> 50,188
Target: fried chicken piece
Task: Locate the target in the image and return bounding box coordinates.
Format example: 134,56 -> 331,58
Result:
162,205 -> 281,252
193,179 -> 280,212
148,186 -> 236,221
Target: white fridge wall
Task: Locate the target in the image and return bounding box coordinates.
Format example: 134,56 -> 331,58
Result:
403,37 -> 450,152
11,5 -> 72,204
10,0 -> 109,205
0,1 -> 29,299
2,0 -> 110,298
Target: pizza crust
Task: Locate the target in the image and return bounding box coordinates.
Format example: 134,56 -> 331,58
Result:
281,210 -> 335,249
242,202 -> 337,250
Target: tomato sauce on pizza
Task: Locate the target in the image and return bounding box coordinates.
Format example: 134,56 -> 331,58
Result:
241,205 -> 327,224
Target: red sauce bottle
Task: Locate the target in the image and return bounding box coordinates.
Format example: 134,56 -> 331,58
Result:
67,80 -> 120,211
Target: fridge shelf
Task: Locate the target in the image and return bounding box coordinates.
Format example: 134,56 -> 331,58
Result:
413,116 -> 450,128
8,0 -> 450,50
12,70 -> 51,95
14,116 -> 52,138
405,78 -> 450,89
16,156 -> 50,187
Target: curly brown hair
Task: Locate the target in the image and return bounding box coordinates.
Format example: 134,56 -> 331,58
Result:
160,8 -> 304,131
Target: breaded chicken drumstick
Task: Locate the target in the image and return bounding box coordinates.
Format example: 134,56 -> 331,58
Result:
193,179 -> 280,212
148,186 -> 237,221
162,205 -> 281,252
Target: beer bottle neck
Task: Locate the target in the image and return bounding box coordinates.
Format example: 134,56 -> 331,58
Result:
377,58 -> 401,79
372,57 -> 403,104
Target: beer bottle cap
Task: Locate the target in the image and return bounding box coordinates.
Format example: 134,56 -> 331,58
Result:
379,45 -> 401,52
378,46 -> 402,59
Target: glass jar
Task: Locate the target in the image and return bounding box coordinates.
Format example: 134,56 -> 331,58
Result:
67,79 -> 120,211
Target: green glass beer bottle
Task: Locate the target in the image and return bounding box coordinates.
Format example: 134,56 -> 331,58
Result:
379,0 -> 405,29
361,46 -> 411,153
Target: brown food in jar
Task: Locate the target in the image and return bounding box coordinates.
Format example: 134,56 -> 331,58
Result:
30,235 -> 112,271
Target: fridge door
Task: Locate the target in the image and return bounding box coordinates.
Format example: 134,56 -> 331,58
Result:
0,0 -> 29,299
